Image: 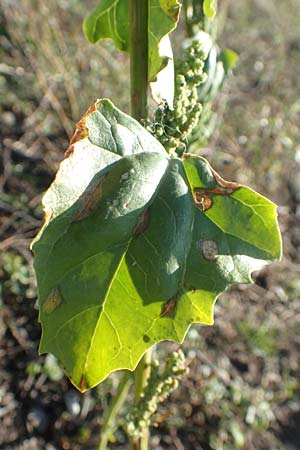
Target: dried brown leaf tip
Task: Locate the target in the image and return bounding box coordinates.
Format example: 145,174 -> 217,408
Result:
73,175 -> 106,222
41,205 -> 53,229
211,167 -> 240,193
43,287 -> 62,315
64,100 -> 100,158
160,296 -> 177,318
133,209 -> 150,238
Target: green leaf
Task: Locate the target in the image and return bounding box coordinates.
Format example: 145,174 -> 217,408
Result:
220,48 -> 238,73
150,35 -> 175,108
83,0 -> 181,81
148,0 -> 181,81
203,0 -> 216,18
83,0 -> 129,51
32,100 -> 281,391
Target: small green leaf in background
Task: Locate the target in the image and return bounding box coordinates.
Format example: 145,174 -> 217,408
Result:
203,0 -> 216,18
83,0 -> 128,51
32,100 -> 281,391
220,48 -> 238,73
83,0 -> 181,81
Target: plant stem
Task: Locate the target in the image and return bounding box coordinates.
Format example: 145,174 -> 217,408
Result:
129,2 -> 151,448
129,0 -> 148,121
134,348 -> 152,400
98,371 -> 132,450
132,349 -> 153,450
183,0 -> 194,37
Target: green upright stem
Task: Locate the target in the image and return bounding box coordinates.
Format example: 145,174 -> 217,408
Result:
134,348 -> 153,400
98,372 -> 132,450
132,349 -> 153,450
130,0 -> 148,121
129,2 -> 151,449
183,0 -> 194,37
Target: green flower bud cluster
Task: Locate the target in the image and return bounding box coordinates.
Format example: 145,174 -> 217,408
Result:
147,41 -> 207,156
126,350 -> 188,438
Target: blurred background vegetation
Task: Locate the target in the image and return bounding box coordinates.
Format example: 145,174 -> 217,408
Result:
1,0 -> 300,449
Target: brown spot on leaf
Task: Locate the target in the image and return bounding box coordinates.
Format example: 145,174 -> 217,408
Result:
163,1 -> 181,21
160,296 -> 177,319
168,6 -> 181,21
184,155 -> 240,211
133,209 -> 150,238
43,287 -> 62,314
197,240 -> 219,261
193,173 -> 240,212
143,334 -> 150,343
79,375 -> 88,392
73,175 -> 106,222
193,191 -> 213,211
64,100 -> 100,158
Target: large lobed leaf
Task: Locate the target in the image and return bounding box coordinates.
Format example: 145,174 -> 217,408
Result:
32,100 -> 281,391
83,0 -> 181,81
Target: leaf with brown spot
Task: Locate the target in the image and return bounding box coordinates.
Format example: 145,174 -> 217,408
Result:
193,183 -> 240,211
64,100 -> 100,158
79,375 -> 88,392
193,190 -> 213,211
73,176 -> 106,222
197,239 -> 219,261
133,209 -> 150,238
43,288 -> 62,315
160,297 -> 177,318
32,100 -> 281,391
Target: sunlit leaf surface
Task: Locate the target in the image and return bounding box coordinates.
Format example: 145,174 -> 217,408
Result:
32,100 -> 281,391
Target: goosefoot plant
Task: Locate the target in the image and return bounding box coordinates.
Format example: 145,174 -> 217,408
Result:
31,1 -> 282,448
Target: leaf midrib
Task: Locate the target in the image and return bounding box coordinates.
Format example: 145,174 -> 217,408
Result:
79,159 -> 172,378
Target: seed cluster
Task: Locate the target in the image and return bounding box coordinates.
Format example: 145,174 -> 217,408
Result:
146,41 -> 207,155
126,350 -> 188,437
